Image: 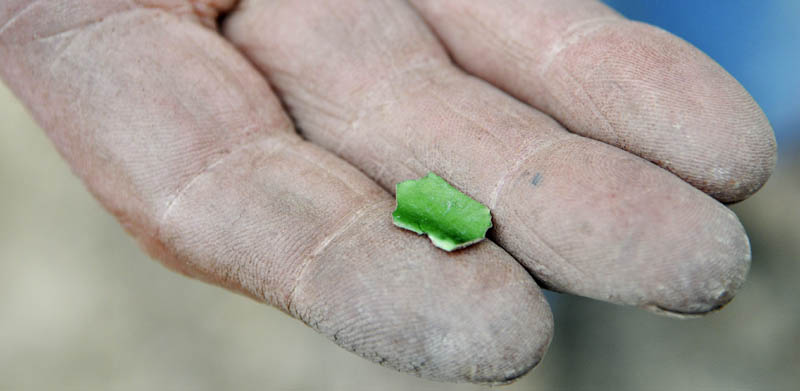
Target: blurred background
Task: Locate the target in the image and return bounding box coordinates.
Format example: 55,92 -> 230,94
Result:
1,1 -> 798,390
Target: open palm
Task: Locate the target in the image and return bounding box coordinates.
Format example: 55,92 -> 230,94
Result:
0,0 -> 776,383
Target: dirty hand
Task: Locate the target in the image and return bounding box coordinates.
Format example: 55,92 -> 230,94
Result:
0,0 -> 776,383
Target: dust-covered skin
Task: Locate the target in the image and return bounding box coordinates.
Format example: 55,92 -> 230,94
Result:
0,0 -> 775,384
409,0 -> 777,203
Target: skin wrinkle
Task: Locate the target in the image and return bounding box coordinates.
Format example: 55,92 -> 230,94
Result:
156,133 -> 292,242
507,188 -> 592,286
270,68 -> 354,126
46,31 -> 87,81
286,199 -> 394,316
22,8 -> 123,43
284,139 -> 376,199
407,74 -> 567,208
538,16 -> 623,77
375,3 -> 446,80
456,6 -> 529,71
155,136 -> 391,311
283,95 -> 351,141
572,35 -> 685,144
488,137 -> 572,210
426,76 -> 514,151
364,5 -> 399,74
1,0 -> 220,45
128,22 -> 285,217
0,0 -> 46,38
153,137 -> 301,301
284,63 -> 449,188
349,58 -> 444,104
556,62 -> 618,141
308,61 -> 451,161
342,62 -> 446,167
283,89 -> 358,151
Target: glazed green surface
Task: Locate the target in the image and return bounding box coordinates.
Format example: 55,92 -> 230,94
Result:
392,172 -> 492,251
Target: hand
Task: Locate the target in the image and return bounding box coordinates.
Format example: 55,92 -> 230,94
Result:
0,0 -> 776,384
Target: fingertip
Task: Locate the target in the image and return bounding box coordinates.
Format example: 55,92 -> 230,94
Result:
289,205 -> 553,383
496,140 -> 752,318
545,20 -> 778,202
702,115 -> 777,204
642,206 -> 751,316
622,24 -> 779,203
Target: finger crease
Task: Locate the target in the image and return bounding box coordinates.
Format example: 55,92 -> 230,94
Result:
0,0 -> 44,39
29,8 -> 132,43
285,143 -> 372,198
539,16 -> 622,77
489,136 -> 573,210
156,133 -> 294,240
459,7 -> 529,68
558,67 -> 618,141
286,199 -> 394,317
514,209 -> 592,284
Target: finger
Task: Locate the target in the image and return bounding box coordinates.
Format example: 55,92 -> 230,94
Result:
224,0 -> 750,315
409,0 -> 777,203
0,1 -> 553,383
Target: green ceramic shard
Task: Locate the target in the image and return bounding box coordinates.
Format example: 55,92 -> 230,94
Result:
392,172 -> 492,251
